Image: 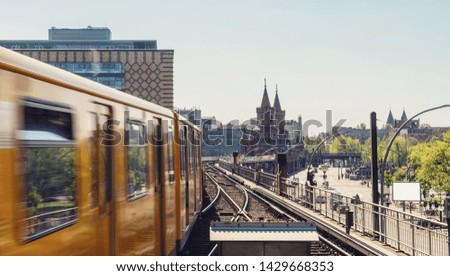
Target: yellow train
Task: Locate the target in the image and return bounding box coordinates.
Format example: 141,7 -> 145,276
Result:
0,47 -> 202,255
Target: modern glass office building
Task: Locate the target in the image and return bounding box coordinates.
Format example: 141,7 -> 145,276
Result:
0,26 -> 174,109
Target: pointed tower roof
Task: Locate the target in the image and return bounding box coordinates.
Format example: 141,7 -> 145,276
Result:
401,108 -> 407,121
260,78 -> 271,108
386,109 -> 395,125
273,84 -> 282,111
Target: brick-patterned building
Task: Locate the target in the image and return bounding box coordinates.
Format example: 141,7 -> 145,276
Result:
0,26 -> 174,109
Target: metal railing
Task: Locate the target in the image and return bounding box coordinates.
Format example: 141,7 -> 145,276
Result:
219,160 -> 449,256
23,207 -> 78,240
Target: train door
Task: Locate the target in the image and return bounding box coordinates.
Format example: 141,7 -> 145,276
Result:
165,122 -> 177,254
179,125 -> 189,229
188,128 -> 195,220
195,131 -> 202,211
90,104 -> 114,255
152,118 -> 165,255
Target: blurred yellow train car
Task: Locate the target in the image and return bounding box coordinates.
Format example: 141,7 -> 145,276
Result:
0,47 -> 202,255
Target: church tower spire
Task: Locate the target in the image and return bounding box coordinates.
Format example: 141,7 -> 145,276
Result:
387,108 -> 395,126
401,108 -> 407,121
260,78 -> 271,108
273,84 -> 282,111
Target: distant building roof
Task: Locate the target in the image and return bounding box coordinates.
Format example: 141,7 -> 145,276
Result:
0,40 -> 157,50
0,26 -> 157,50
49,26 -> 111,41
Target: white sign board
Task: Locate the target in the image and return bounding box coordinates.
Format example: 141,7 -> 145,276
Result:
392,182 -> 421,202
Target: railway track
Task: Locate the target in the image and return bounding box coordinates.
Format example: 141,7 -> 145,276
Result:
182,165 -> 348,256
211,165 -> 387,256
208,165 -> 350,256
204,166 -> 288,223
203,169 -> 248,222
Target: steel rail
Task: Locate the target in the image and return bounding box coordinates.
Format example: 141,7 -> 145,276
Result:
201,171 -> 222,214
204,170 -> 252,222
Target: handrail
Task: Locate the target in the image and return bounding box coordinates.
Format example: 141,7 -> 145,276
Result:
23,207 -> 78,221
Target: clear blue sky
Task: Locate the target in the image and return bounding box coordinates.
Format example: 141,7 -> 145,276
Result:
2,0 -> 450,131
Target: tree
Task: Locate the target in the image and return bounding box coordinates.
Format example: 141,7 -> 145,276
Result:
362,135 -> 416,168
379,135 -> 408,168
356,123 -> 367,130
408,131 -> 450,194
304,136 -> 329,154
330,136 -> 361,154
27,187 -> 43,210
392,168 -> 406,182
388,165 -> 414,187
24,147 -> 76,213
361,138 -> 373,164
384,170 -> 393,188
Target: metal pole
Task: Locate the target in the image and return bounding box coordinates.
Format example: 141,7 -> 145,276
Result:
370,112 -> 380,237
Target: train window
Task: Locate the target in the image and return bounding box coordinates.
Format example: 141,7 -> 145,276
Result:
167,124 -> 175,184
20,100 -> 77,241
125,121 -> 148,200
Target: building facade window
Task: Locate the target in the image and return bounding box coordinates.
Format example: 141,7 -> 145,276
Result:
48,62 -> 123,90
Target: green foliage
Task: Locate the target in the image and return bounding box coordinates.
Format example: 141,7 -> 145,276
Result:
303,136 -> 330,154
384,170 -> 393,188
127,147 -> 148,193
330,136 -> 361,154
27,187 -> 43,210
363,135 -> 412,167
361,138 -> 372,164
443,131 -> 450,143
392,168 -> 406,182
408,131 -> 450,194
360,130 -> 450,194
380,135 -> 409,168
24,147 -> 76,213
